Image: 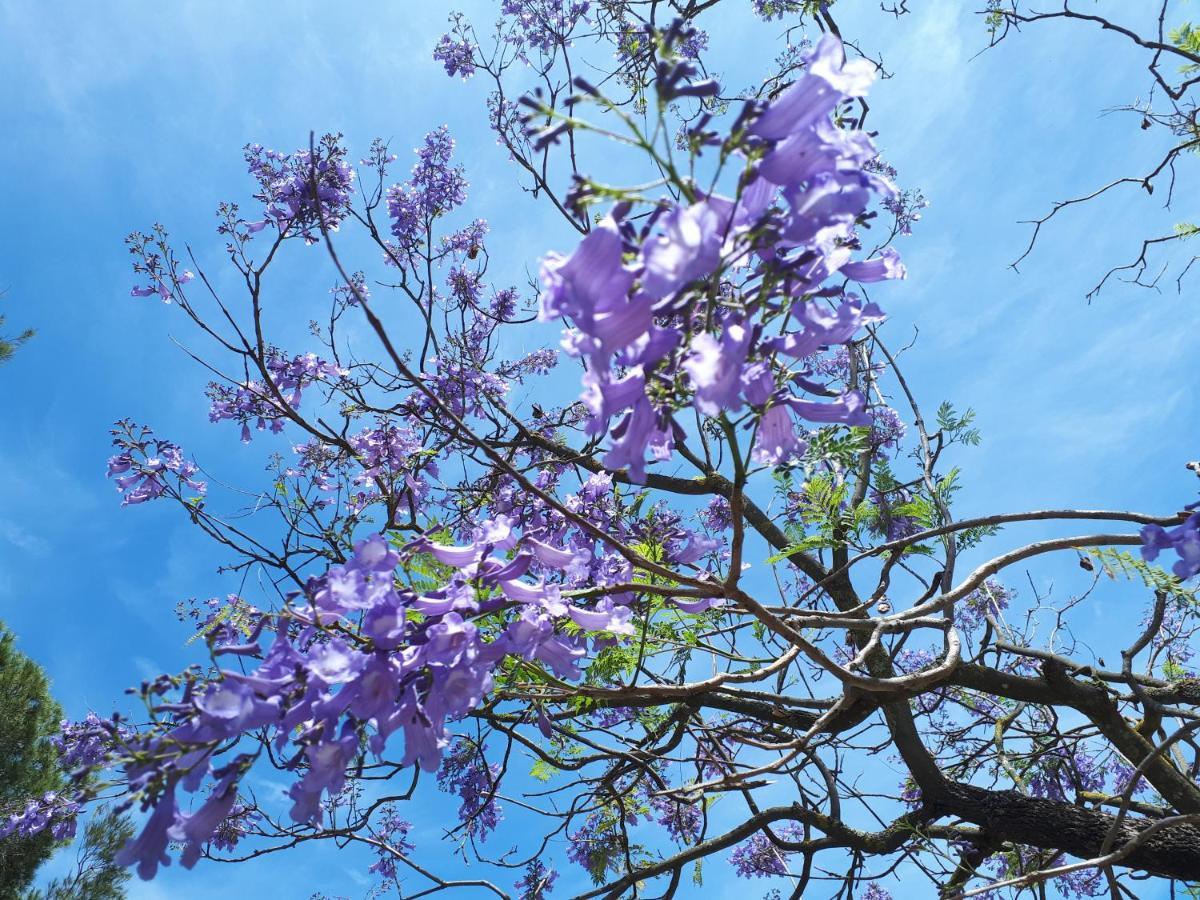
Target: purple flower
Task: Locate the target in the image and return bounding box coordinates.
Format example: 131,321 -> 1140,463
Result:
698,496 -> 732,532
171,769 -> 242,869
1,793 -> 81,844
752,405 -> 805,466
115,784 -> 179,880
955,579 -> 1011,631
1141,507 -> 1200,580
515,859 -> 558,899
434,33 -> 476,79
1026,745 -> 1105,802
242,134 -> 355,244
640,199 -> 729,300
682,318 -> 755,416
602,395 -> 681,483
437,741 -> 503,840
750,36 -> 876,140
107,420 -> 206,506
729,824 -> 802,877
869,405 -> 906,452
207,350 -> 346,440
537,35 -> 899,481
870,486 -> 921,542
567,598 -> 635,635
651,794 -> 702,844
842,247 -> 906,282
287,723 -> 360,825
499,1 -> 591,60
1141,597 -> 1197,675
367,805 -> 414,882
387,127 -> 469,260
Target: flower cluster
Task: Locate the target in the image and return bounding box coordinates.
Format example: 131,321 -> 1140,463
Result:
500,0 -> 591,60
870,485 -> 921,543
437,741 -> 503,840
497,347 -> 559,382
387,127 -> 469,261
106,420 -> 206,506
434,32 -> 477,79
698,495 -> 732,532
58,519 -> 664,879
242,133 -> 356,243
869,405 -> 906,451
955,579 -> 1011,631
514,859 -> 558,899
565,810 -> 627,878
751,0 -> 804,20
984,846 -> 1104,899
1025,744 -> 1106,802
539,36 -> 903,480
1145,596 -> 1197,677
650,794 -> 702,844
210,798 -> 258,854
127,226 -> 195,302
52,712 -> 131,772
485,470 -> 725,612
416,357 -> 510,419
729,823 -> 803,877
206,350 -> 346,442
285,418 -> 436,520
0,792 -> 81,843
1141,505 -> 1200,580
348,419 -> 435,507
366,805 -> 415,882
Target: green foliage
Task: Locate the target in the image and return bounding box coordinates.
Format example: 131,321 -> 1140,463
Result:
1170,22 -> 1200,73
803,424 -> 870,471
574,801 -> 651,886
0,624 -> 134,898
934,467 -> 963,509
954,523 -> 1002,551
583,641 -> 640,686
766,472 -> 876,563
24,808 -> 135,900
936,402 -> 982,446
1163,657 -> 1191,681
185,596 -> 254,644
0,622 -> 64,896
0,308 -> 35,366
984,0 -> 1005,36
765,534 -> 838,562
890,496 -> 936,529
396,527 -> 457,594
1084,547 -> 1199,602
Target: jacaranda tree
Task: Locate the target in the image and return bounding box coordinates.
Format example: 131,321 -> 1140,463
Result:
5,2 -> 1200,897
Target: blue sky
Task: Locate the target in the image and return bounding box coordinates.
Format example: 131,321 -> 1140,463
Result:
0,0 -> 1196,897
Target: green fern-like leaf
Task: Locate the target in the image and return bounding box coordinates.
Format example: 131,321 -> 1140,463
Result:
1085,547 -> 1198,601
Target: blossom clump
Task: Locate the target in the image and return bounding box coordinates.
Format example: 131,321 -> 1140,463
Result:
206,349 -> 347,442
106,420 -> 206,506
242,133 -> 356,243
1141,506 -> 1200,580
51,517 -> 664,880
538,35 -> 904,481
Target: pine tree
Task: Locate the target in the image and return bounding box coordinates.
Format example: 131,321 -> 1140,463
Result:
24,808 -> 134,900
0,623 -> 63,895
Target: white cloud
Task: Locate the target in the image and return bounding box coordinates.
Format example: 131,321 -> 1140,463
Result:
0,517 -> 49,554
